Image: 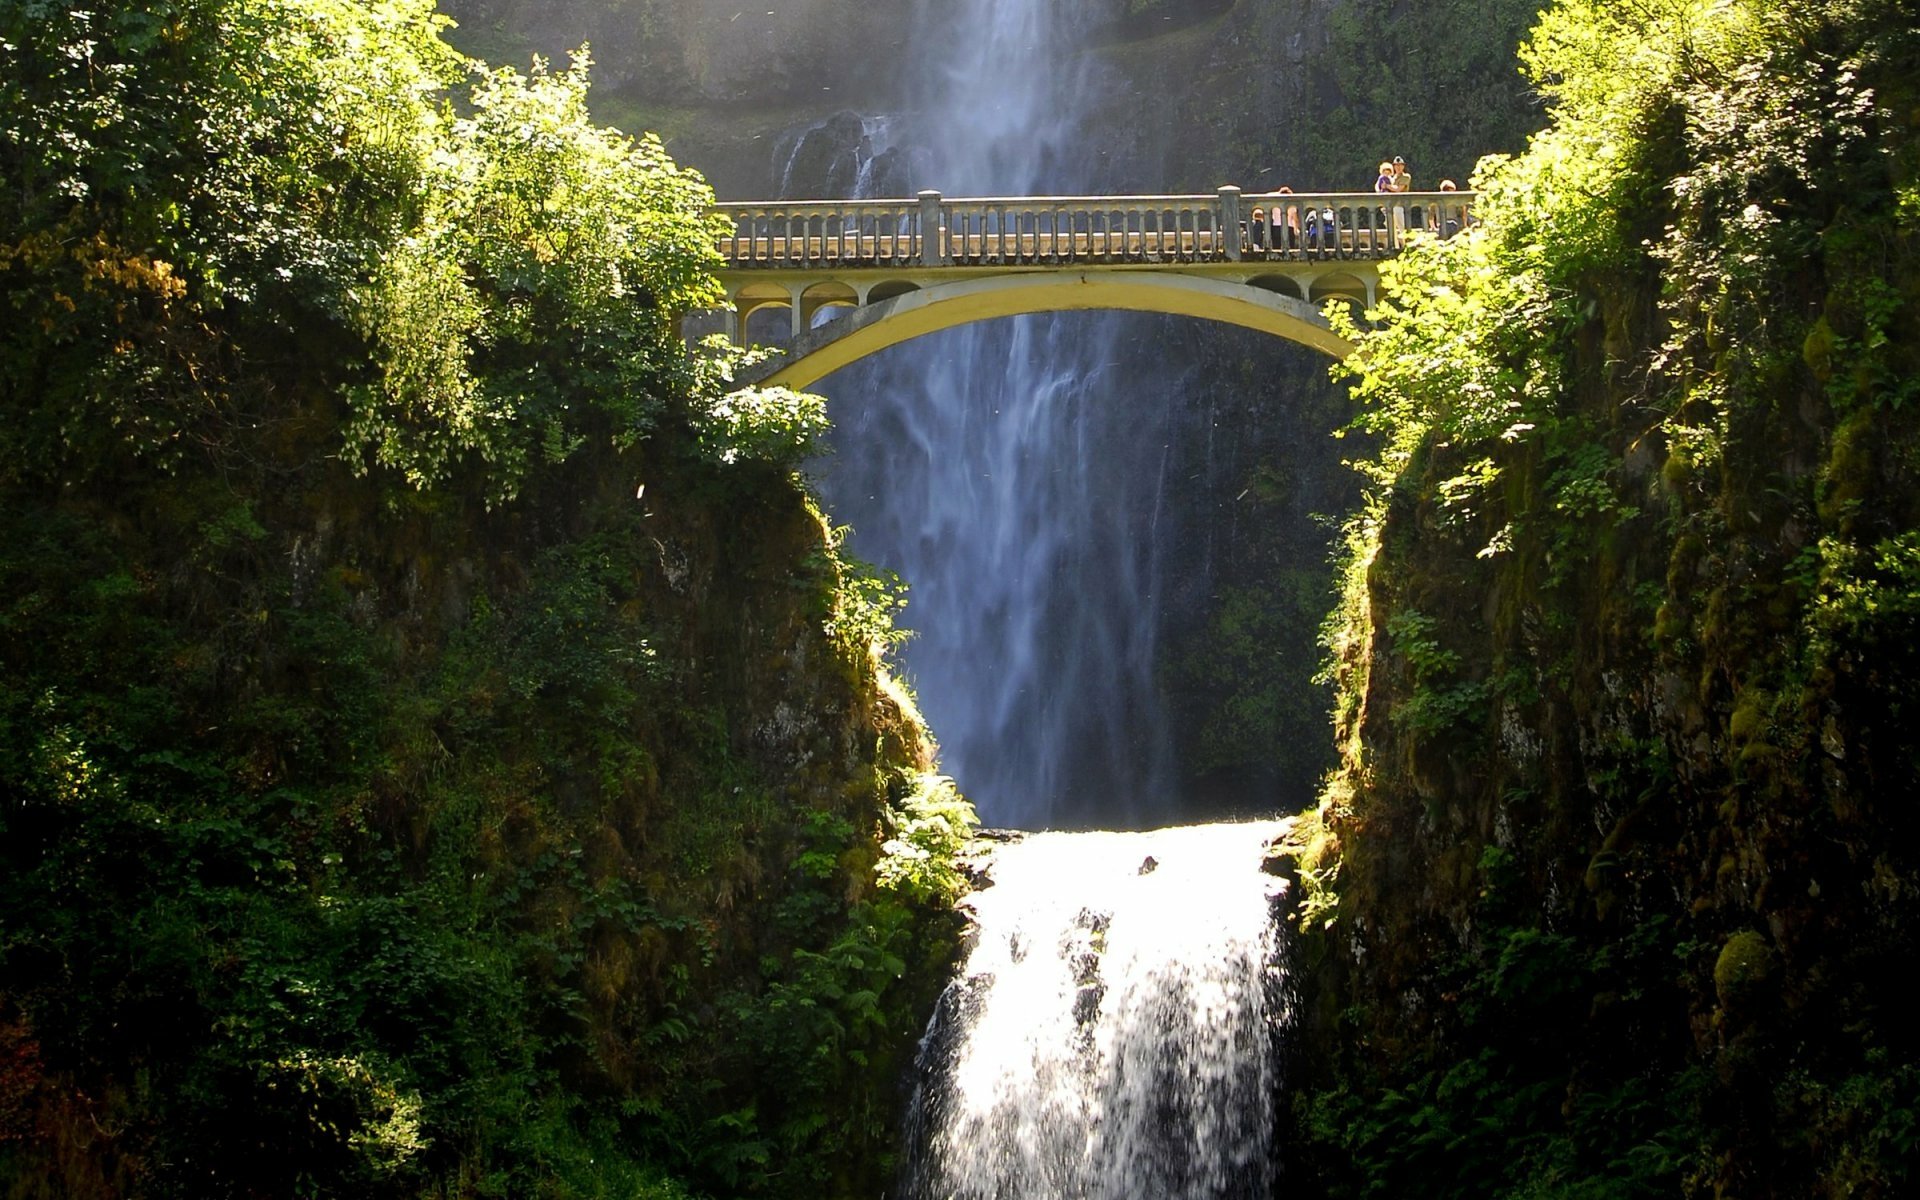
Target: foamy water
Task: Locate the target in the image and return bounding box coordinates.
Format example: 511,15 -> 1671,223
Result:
899,822 -> 1290,1199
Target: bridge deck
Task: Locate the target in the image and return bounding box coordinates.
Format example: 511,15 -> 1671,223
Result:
712,190 -> 1471,274
722,227 -> 1406,269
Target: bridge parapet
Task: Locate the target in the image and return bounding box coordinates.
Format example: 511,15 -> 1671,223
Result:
693,188 -> 1477,385
713,188 -> 1475,270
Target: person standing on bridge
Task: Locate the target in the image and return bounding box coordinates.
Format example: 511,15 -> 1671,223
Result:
1390,154 -> 1420,229
1275,186 -> 1300,250
1389,155 -> 1417,235
1248,206 -> 1268,256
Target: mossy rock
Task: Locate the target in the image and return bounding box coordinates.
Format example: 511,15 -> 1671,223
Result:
1713,929 -> 1776,1012
1820,406 -> 1880,525
1661,450 -> 1693,493
1728,689 -> 1773,742
1802,315 -> 1836,380
1654,600 -> 1690,643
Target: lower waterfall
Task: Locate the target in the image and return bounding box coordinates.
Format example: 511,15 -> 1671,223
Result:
899,821 -> 1290,1199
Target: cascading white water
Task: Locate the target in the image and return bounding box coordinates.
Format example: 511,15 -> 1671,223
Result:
814,0 -> 1182,830
899,822 -> 1290,1199
782,1 -> 1299,1189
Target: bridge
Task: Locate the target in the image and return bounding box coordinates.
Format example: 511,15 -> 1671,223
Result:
696,187 -> 1474,389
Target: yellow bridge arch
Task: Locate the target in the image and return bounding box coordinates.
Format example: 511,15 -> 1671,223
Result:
733,270 -> 1353,390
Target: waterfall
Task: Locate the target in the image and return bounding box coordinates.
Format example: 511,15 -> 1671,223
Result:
777,2 -> 1300,1190
899,822 -> 1290,1199
812,0 -> 1182,830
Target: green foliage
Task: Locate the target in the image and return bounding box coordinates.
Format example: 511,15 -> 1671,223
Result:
1173,575 -> 1339,787
1304,868 -> 1706,1200
340,49 -> 726,502
0,0 -> 726,504
876,774 -> 978,906
1711,929 -> 1774,1010
1771,1055 -> 1920,1196
1,0 -> 452,482
0,425 -> 943,1200
821,530 -> 913,660
0,2 -> 956,1196
1804,531 -> 1920,660
1384,609 -> 1490,733
1302,0 -> 1920,1196
692,384 -> 830,469
0,502 -> 699,1196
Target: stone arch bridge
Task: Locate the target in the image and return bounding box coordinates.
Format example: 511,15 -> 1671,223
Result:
696,187 -> 1474,389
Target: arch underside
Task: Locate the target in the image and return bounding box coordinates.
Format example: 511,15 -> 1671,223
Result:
734,270 -> 1355,389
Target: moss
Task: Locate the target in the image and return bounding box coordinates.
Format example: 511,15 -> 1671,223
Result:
1728,689 -> 1773,742
1273,801 -> 1344,932
1803,315 -> 1837,380
1662,449 -> 1694,493
1713,929 -> 1776,1012
1820,405 -> 1880,526
1654,600 -> 1691,643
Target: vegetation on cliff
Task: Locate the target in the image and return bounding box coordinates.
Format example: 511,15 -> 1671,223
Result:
1285,0 -> 1920,1194
0,1 -> 972,1196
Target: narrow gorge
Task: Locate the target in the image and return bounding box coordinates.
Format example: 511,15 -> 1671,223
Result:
2,0 -> 1916,1198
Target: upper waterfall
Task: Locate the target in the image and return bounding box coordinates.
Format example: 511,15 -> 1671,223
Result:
813,0 -> 1186,828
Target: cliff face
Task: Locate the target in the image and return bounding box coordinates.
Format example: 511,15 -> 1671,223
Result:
444,0 -> 907,105
1284,2 -> 1920,1194
0,7 -> 964,1197
439,0 -> 1540,196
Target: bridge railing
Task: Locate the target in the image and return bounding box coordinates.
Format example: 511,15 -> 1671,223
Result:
716,197 -> 928,269
712,189 -> 1475,270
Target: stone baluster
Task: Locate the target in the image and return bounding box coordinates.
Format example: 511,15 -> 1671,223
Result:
1218,186 -> 1242,262
919,190 -> 948,267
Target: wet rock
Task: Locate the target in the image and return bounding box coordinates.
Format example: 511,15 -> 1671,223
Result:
776,110 -> 867,198
1073,982 -> 1106,1026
